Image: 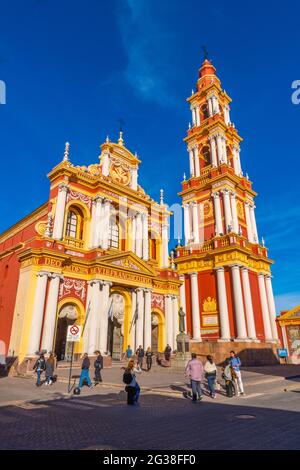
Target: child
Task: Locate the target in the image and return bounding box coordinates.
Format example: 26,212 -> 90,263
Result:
222,359 -> 234,397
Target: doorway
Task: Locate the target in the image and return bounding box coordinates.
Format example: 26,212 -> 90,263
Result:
107,293 -> 125,360
54,304 -> 78,361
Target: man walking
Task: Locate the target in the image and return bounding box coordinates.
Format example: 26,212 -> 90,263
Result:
229,350 -> 245,396
94,350 -> 103,384
185,353 -> 204,401
136,345 -> 144,369
33,353 -> 46,387
78,353 -> 93,389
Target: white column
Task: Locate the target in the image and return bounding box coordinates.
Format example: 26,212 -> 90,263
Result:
249,204 -> 259,243
142,212 -> 149,261
83,280 -> 95,353
195,106 -> 201,126
130,289 -> 137,349
131,168 -> 138,190
190,272 -> 201,341
258,273 -> 273,341
88,280 -> 102,354
99,281 -> 111,353
144,289 -> 152,350
232,146 -> 240,175
93,196 -> 104,248
52,184 -> 68,240
241,268 -> 257,340
135,212 -> 143,258
89,198 -> 97,248
102,151 -> 110,176
207,96 -> 213,116
209,136 -> 218,167
135,288 -> 145,349
102,199 -> 111,250
222,189 -> 232,233
216,134 -> 223,164
231,265 -> 248,339
165,294 -> 173,348
183,203 -> 191,245
131,214 -> 136,253
265,275 -> 279,341
222,136 -> 227,163
212,94 -> 219,114
281,326 -> 289,354
245,202 -> 254,243
212,192 -> 223,236
162,217 -> 169,267
179,275 -> 187,319
194,146 -> 200,177
230,192 -> 239,233
41,274 -> 62,352
224,105 -> 230,125
172,295 -> 179,350
191,202 -> 199,243
27,272 -> 49,355
188,148 -> 195,177
215,267 -> 231,340
191,107 -> 196,126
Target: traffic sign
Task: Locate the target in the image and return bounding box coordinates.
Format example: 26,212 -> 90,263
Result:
67,324 -> 82,342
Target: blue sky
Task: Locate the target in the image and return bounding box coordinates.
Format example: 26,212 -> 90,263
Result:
0,0 -> 299,312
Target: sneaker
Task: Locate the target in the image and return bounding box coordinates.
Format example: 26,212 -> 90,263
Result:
198,396 -> 203,401
49,380 -> 52,385
88,384 -> 94,389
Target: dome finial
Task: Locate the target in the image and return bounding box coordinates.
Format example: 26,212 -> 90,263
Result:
118,130 -> 124,146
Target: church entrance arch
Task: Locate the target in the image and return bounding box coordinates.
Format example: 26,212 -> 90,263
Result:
151,309 -> 165,353
54,303 -> 78,361
107,293 -> 125,360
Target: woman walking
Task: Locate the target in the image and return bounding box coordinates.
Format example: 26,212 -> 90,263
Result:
33,353 -> 46,387
45,353 -> 55,385
204,355 -> 217,398
145,347 -> 153,372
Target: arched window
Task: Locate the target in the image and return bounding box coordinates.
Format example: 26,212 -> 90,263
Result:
65,207 -> 84,240
201,104 -> 209,121
202,146 -> 211,166
108,217 -> 119,249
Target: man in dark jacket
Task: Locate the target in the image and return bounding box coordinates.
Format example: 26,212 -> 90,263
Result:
94,350 -> 103,384
78,353 -> 93,389
33,354 -> 46,386
136,345 -> 144,369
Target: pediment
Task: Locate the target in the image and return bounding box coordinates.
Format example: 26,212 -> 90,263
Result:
279,305 -> 300,321
97,251 -> 157,277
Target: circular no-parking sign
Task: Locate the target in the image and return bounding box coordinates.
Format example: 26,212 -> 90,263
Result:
67,324 -> 82,342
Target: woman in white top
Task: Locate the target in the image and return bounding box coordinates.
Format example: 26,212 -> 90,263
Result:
204,355 -> 217,398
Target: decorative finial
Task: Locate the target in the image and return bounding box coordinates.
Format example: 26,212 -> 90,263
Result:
106,135 -> 110,143
177,238 -> 181,246
188,122 -> 191,129
246,173 -> 249,180
118,131 -> 124,146
191,89 -> 194,95
238,225 -> 243,236
183,172 -> 186,181
261,236 -> 265,247
160,189 -> 164,205
170,250 -> 175,270
63,142 -> 70,161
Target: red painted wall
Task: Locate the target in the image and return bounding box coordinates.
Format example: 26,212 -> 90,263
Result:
248,271 -> 265,341
225,268 -> 237,338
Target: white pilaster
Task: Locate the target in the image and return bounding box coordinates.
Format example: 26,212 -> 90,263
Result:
258,273 -> 273,341
222,136 -> 227,163
88,280 -> 102,354
144,289 -> 152,350
222,189 -> 232,233
189,148 -> 195,177
99,281 -> 111,353
93,196 -> 104,248
231,265 -> 248,340
245,202 -> 254,243
195,106 -> 201,126
130,289 -> 137,349
216,134 -> 223,164
52,184 -> 68,240
190,272 -> 201,341
131,168 -> 138,190
207,96 -> 213,116
41,274 -> 63,352
216,267 -> 231,341
212,192 -> 223,236
194,146 -> 200,177
281,326 -> 289,354
27,272 -> 49,355
135,288 -> 145,349
179,275 -> 187,321
183,203 -> 191,245
165,294 -> 173,348
102,199 -> 111,250
249,204 -> 259,243
230,192 -> 239,233
172,295 -> 179,350
131,214 -> 136,254
142,212 -> 149,261
265,275 -> 279,341
135,212 -> 143,258
209,135 -> 218,167
192,201 -> 199,243
102,151 -> 110,176
241,268 -> 257,340
162,218 -> 169,268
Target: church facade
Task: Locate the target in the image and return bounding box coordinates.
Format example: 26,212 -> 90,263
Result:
0,58 -> 280,365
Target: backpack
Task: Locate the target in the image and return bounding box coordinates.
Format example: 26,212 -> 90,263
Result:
123,370 -> 132,385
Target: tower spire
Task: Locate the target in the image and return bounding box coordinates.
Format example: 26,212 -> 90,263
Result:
63,142 -> 70,162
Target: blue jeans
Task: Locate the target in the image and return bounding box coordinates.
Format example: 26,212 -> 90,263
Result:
79,369 -> 92,388
36,370 -> 42,385
207,374 -> 216,396
191,380 -> 202,399
134,383 -> 140,403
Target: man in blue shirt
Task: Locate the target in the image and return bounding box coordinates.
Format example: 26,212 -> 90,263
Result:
229,350 -> 245,396
125,345 -> 133,360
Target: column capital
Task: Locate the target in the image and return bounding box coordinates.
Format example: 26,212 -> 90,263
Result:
190,272 -> 198,278
93,195 -> 104,204
214,266 -> 225,273
49,273 -> 64,281
241,267 -> 249,273
36,271 -> 50,278
58,183 -> 69,193
179,274 -> 185,281
221,188 -> 230,195
229,191 -> 236,198
211,191 -> 220,199
229,264 -> 241,270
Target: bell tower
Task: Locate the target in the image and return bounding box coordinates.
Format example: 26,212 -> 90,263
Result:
176,58 -> 279,354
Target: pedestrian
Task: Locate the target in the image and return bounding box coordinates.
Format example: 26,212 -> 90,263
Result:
164,344 -> 172,362
204,355 -> 217,398
33,353 -> 46,387
145,347 -> 153,371
222,359 -> 234,397
185,353 -> 204,402
123,358 -> 142,405
45,353 -> 55,385
124,345 -> 133,360
229,350 -> 245,396
78,353 -> 93,389
94,350 -> 103,384
136,345 -> 144,369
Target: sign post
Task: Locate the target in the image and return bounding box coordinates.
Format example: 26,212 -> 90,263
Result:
67,324 -> 82,393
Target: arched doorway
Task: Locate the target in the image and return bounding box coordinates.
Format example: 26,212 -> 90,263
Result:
151,313 -> 159,353
54,304 -> 78,361
107,293 -> 125,360
151,310 -> 165,353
